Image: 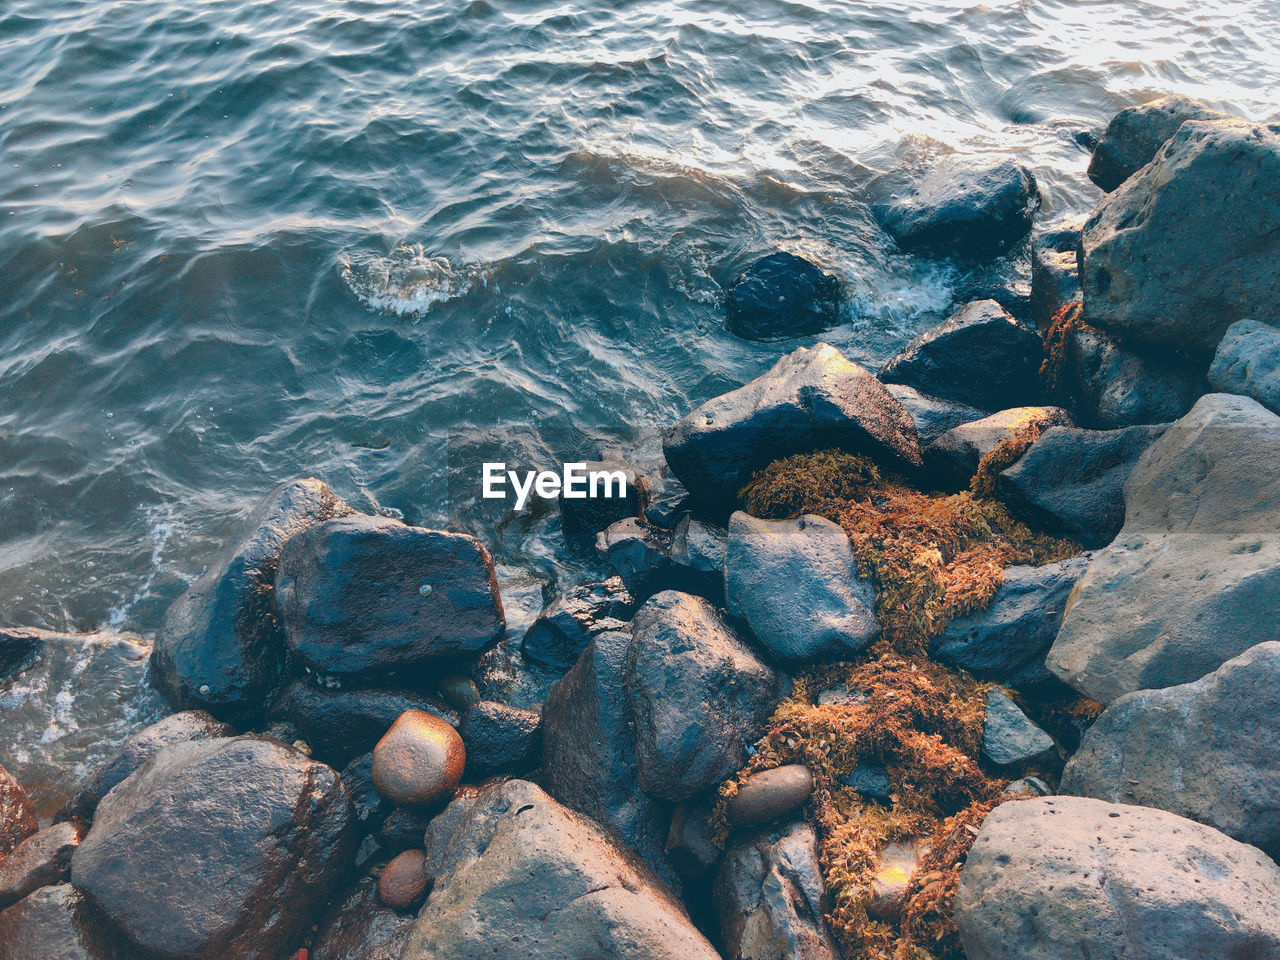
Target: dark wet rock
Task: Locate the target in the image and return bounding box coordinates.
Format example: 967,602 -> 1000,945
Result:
840,762 -> 892,802
378,849 -> 429,911
663,343 -> 922,511
929,555 -> 1092,689
521,576 -> 633,671
0,627 -> 43,685
471,633 -> 562,715
559,460 -> 647,539
727,765 -> 814,827
1029,219 -> 1083,328
340,752 -> 393,834
435,673 -> 480,711
670,515 -> 726,579
1087,94 -> 1232,192
665,799 -> 720,877
1062,642 -> 1280,859
0,763 -> 38,859
715,820 -> 839,960
275,514 -> 505,677
0,884 -> 120,960
1003,775 -> 1052,798
311,875 -> 414,960
980,688 -> 1056,772
1081,118 -> 1280,353
724,512 -> 879,663
71,736 -> 353,960
595,517 -> 674,597
995,424 -> 1168,547
1049,394 -> 1280,703
628,591 -> 778,802
375,808 -> 432,858
924,406 -> 1073,488
56,711 -> 233,824
0,822 -> 82,910
271,681 -> 458,769
879,157 -> 1040,261
886,384 -> 986,447
955,796 -> 1280,960
151,478 -> 354,720
457,701 -> 541,780
399,779 -> 721,960
371,710 -> 465,808
1209,318 -> 1280,415
725,251 -> 843,342
952,278 -> 1033,326
880,300 -> 1043,409
644,473 -> 691,528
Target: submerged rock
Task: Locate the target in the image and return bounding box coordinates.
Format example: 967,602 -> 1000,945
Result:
520,576 -> 632,671
0,822 -> 82,910
727,765 -> 814,827
370,709 -> 465,808
1087,94 -> 1231,192
979,688 -> 1056,772
725,251 -> 843,341
0,763 -> 38,859
457,700 -> 541,780
0,884 -> 119,960
924,405 -> 1073,489
311,875 -> 414,960
1209,318 -> 1280,415
0,627 -> 43,685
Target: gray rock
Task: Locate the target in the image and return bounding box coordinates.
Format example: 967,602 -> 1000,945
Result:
665,800 -> 721,878
663,343 -> 922,511
714,820 -> 839,960
311,875 -> 414,960
839,762 -> 892,802
457,701 -> 541,780
71,736 -> 353,960
0,627 -> 43,686
670,516 -> 726,576
725,251 -> 842,342
1003,776 -> 1051,798
724,512 -> 879,663
1048,394 -> 1280,703
627,592 -> 778,802
924,406 -> 1073,489
520,576 -> 632,671
1081,118 -> 1280,353
1061,642 -> 1280,860
996,424 -> 1168,547
595,518 -> 674,597
955,796 -> 1280,960
1029,219 -> 1083,328
727,765 -> 814,826
0,884 -> 119,960
644,473 -> 691,528
1209,318 -> 1280,415
0,822 -> 82,910
0,763 -> 38,859
151,478 -> 355,720
886,384 -> 987,446
399,779 -> 722,960
1087,94 -> 1232,192
275,514 -> 505,677
980,688 -> 1056,771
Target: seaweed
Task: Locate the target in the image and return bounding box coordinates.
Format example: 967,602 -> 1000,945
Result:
1038,300 -> 1086,401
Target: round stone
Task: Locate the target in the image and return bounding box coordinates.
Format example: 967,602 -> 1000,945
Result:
727,764 -> 813,826
371,710 -> 465,807
437,674 -> 480,711
378,848 -> 429,910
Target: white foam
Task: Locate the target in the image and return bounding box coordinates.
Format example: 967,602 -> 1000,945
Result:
341,245 -> 490,317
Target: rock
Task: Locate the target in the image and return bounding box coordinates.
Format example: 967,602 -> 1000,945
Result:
595,518 -> 674,597
275,515 -> 504,677
457,701 -> 541,780
839,762 -> 892,802
929,555 -> 1092,688
370,709 -> 465,807
1048,394 -> 1280,703
1029,219 -> 1083,327
866,840 -> 927,922
627,592 -> 778,802
995,424 -> 1168,547
0,763 -> 38,859
886,385 -> 987,447
435,674 -> 480,711
724,512 -> 879,663
663,343 -> 922,511
880,300 -> 1043,409
311,875 -> 414,960
1003,775 -> 1051,798
644,473 -> 691,528
1209,318 -> 1280,415
924,406 -> 1073,488
520,577 -> 632,671
340,752 -> 393,834
378,849 -> 429,911
56,711 -> 233,823
559,460 -> 647,539
669,516 -> 727,595
375,808 -> 432,857
1061,642 -> 1280,859
955,796 -> 1280,960
151,478 -> 354,719
725,251 -> 843,341
980,688 -> 1056,771
727,765 -> 814,826
1080,118 -> 1280,353
665,800 -> 720,877
1087,94 -> 1232,192
0,822 -> 82,910
71,736 -> 353,960
714,820 -> 839,960
0,627 -> 43,685
952,278 -> 1033,325
0,884 -> 119,960
400,780 -> 721,960
878,157 -> 1040,261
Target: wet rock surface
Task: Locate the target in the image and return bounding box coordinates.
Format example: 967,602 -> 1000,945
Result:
457,700 -> 541,779
0,628 -> 44,685
0,762 -> 38,859
311,875 -> 414,960
725,251 -> 843,342
370,709 -> 465,807
886,384 -> 986,447
378,848 -> 429,910
1029,219 -> 1082,327
0,821 -> 83,910
0,884 -> 121,960
558,460 -> 647,538
1087,93 -> 1231,192
595,517 -> 674,596
1209,318 -> 1280,415
727,765 -> 814,826
520,576 -> 632,671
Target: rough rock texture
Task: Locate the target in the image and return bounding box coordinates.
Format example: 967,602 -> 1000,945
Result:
929,554 -> 1091,689
996,424 -> 1167,548
879,300 -> 1043,409
0,884 -> 120,960
955,796 -> 1280,960
725,251 -> 842,341
886,385 -> 986,446
457,701 -> 541,780
727,765 -> 814,827
1080,118 -> 1280,353
0,763 -> 38,859
627,592 -> 778,802
559,460 -> 647,538
980,688 -> 1056,771
644,473 -> 691,528
1209,318 -> 1280,415
521,577 -> 633,671
0,627 -> 43,685
151,478 -> 354,719
1030,219 -> 1082,327
1048,394 -> 1280,703
595,518 -> 674,596
370,710 -> 465,807
924,406 -> 1073,488
378,849 -> 429,911
0,822 -> 83,910
1061,642 -> 1280,860
879,157 -> 1040,261
340,752 -> 393,835
1087,94 -> 1231,192
669,516 -> 727,595
724,512 -> 879,663
665,800 -> 720,878
71,736 -> 353,960
399,779 -> 722,960
663,343 -> 922,510
311,876 -> 414,960
715,820 -> 840,960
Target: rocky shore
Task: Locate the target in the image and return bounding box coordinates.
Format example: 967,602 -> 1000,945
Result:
3,95 -> 1280,960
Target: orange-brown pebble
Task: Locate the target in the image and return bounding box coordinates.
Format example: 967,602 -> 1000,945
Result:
726,764 -> 813,825
378,849 -> 430,910
371,710 -> 465,807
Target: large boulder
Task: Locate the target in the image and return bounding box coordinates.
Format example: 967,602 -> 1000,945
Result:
627,592 -> 779,802
398,779 -> 722,960
0,884 -> 120,960
70,736 -> 353,960
0,763 -> 38,859
662,343 -> 921,511
725,251 -> 842,341
1061,642 -> 1280,860
724,512 -> 879,663
275,514 -> 505,677
955,796 -> 1280,960
1048,394 -> 1280,703
879,300 -> 1043,409
1080,118 -> 1280,353
311,876 -> 414,960
1209,318 -> 1280,415
151,478 -> 354,719
924,406 -> 1073,489
1087,94 -> 1232,192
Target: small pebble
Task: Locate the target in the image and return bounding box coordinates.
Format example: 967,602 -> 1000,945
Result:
437,674 -> 481,711
372,710 -> 465,807
378,848 -> 429,910
727,764 -> 813,826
